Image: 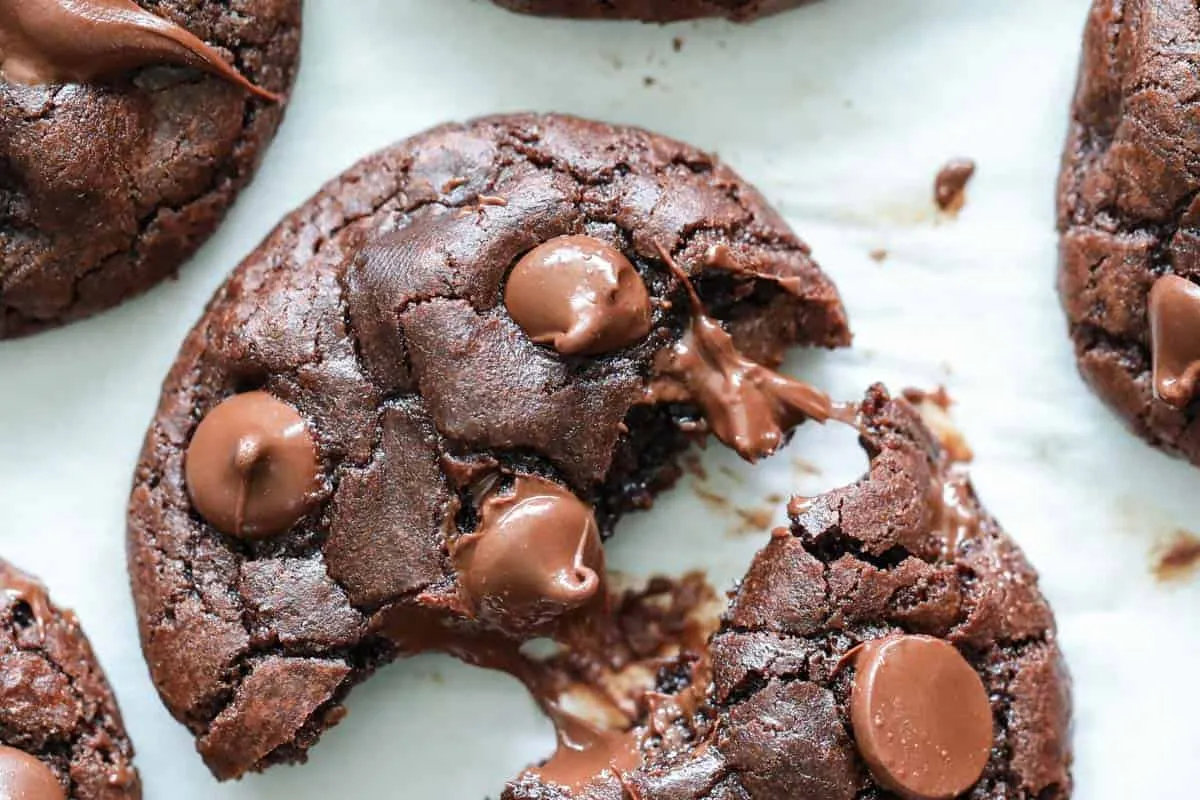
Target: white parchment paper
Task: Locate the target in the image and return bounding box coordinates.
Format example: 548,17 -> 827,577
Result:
1,0 -> 1196,797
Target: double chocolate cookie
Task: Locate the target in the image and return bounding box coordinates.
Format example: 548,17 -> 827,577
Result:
126,112 -> 850,779
1058,0 -> 1200,463
490,0 -> 809,23
0,0 -> 301,338
503,387 -> 1073,800
0,559 -> 140,798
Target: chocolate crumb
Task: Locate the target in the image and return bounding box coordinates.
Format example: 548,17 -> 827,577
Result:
643,76 -> 656,87
672,36 -> 684,52
1154,530 -> 1200,583
934,158 -> 976,215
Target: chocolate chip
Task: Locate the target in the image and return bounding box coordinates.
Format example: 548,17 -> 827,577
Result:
185,392 -> 321,539
849,634 -> 992,800
505,235 -> 652,355
452,475 -> 604,634
0,737 -> 65,799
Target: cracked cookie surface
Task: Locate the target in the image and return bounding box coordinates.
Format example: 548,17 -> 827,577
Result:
0,0 -> 301,338
506,387 -> 1073,800
1057,0 -> 1200,464
489,0 -> 810,22
0,559 -> 140,798
126,112 -> 849,780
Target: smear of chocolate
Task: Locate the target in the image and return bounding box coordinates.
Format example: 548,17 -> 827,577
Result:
0,0 -> 280,100
1154,530 -> 1200,584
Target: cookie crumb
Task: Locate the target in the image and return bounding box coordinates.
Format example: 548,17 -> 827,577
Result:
1154,530 -> 1200,583
934,158 -> 976,215
672,36 -> 684,52
869,248 -> 888,263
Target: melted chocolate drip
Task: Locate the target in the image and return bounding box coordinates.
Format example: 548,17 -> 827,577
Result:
0,0 -> 279,100
1149,274 -> 1200,409
645,243 -> 835,461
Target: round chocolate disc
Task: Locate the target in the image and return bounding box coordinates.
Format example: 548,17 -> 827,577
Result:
504,235 -> 652,355
453,475 -> 604,632
849,635 -> 992,800
185,391 -> 321,539
0,745 -> 64,800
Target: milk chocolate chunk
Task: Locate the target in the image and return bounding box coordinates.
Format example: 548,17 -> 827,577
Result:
0,745 -> 63,800
453,475 -> 604,633
185,391 -> 321,539
850,634 -> 992,800
505,235 -> 652,356
0,0 -> 278,99
1149,275 -> 1200,409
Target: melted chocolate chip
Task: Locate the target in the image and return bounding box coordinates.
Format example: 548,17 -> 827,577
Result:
0,745 -> 64,800
1149,274 -> 1200,409
645,245 -> 833,461
505,235 -> 652,355
452,475 -> 604,634
850,635 -> 992,800
0,0 -> 279,100
185,392 -> 321,540
531,713 -> 642,790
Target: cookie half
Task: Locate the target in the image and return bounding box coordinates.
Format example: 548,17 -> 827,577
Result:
490,0 -> 810,22
506,386 -> 1074,800
127,112 -> 849,779
0,559 -> 140,798
0,0 -> 301,338
1058,0 -> 1200,463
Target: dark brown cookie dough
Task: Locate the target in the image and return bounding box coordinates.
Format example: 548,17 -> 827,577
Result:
0,0 -> 301,338
490,0 -> 810,23
127,112 -> 850,780
0,559 -> 141,798
1057,0 -> 1200,464
505,387 -> 1073,800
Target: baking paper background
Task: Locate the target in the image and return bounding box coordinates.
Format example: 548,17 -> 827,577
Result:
1,0 -> 1195,797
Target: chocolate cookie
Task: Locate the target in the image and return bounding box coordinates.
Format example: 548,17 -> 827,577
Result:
1057,0 -> 1200,463
126,112 -> 850,779
0,559 -> 140,798
490,0 -> 809,23
505,387 -> 1073,800
0,0 -> 301,338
